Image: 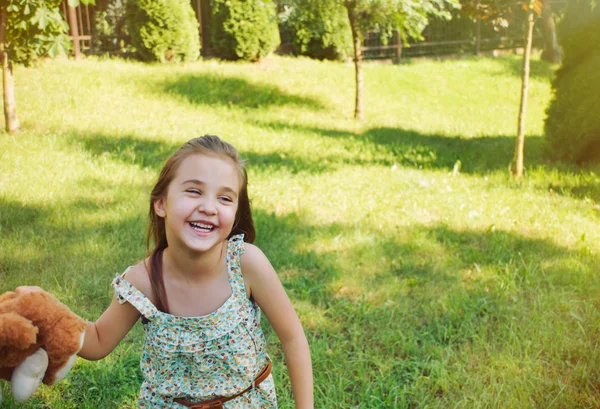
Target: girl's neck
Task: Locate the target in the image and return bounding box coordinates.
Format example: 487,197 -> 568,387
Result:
162,241 -> 227,283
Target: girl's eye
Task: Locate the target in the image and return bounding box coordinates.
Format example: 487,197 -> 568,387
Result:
219,196 -> 233,203
186,189 -> 201,195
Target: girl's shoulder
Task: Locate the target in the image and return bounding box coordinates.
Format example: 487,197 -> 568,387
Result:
239,243 -> 277,296
121,260 -> 156,304
239,242 -> 268,269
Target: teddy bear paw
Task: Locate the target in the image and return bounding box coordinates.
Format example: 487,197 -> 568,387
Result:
12,348 -> 49,402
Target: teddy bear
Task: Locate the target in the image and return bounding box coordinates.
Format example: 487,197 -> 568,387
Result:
0,288 -> 87,403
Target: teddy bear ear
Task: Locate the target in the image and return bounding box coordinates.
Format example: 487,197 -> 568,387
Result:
11,349 -> 48,403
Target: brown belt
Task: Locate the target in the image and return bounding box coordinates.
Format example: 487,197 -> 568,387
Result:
173,360 -> 272,409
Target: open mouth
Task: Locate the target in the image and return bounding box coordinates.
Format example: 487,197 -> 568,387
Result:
189,221 -> 217,233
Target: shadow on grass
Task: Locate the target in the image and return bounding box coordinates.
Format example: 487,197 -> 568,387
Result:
156,73 -> 326,110
73,133 -> 333,175
257,119 -> 550,174
72,130 -> 600,210
0,197 -> 146,309
493,55 -> 557,81
76,133 -> 180,171
547,176 -> 600,206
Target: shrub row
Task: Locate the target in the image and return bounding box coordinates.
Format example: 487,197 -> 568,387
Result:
124,0 -> 279,62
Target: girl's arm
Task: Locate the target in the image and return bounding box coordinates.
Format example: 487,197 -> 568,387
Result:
78,296 -> 140,360
79,265 -> 147,360
241,244 -> 314,409
15,283 -> 141,361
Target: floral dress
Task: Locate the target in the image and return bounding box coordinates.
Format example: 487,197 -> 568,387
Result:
112,234 -> 278,408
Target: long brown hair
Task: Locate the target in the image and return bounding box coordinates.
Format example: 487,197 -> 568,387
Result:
146,135 -> 255,313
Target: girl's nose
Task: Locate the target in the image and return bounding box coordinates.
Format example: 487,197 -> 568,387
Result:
199,199 -> 217,215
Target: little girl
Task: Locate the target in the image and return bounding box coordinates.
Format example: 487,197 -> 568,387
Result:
24,136 -> 313,408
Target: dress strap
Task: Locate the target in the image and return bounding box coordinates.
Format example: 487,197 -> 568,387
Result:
227,234 -> 247,296
112,268 -> 160,320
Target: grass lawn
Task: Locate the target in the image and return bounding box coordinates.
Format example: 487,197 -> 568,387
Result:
1,53 -> 600,408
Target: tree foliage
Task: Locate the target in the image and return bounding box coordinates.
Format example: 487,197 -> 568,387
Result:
461,0 -> 542,27
127,0 -> 200,62
210,0 -> 280,61
278,0 -> 352,60
343,0 -> 458,45
545,0 -> 600,164
0,0 -> 74,65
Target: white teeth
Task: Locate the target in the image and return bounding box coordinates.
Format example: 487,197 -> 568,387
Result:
189,222 -> 215,231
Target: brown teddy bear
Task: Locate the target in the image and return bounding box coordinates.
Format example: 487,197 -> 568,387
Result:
0,289 -> 87,403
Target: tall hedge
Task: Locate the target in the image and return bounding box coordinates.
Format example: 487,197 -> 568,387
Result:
278,0 -> 352,61
544,0 -> 600,164
127,0 -> 200,62
210,0 -> 280,61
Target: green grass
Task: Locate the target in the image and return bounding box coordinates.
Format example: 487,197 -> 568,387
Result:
1,53 -> 600,408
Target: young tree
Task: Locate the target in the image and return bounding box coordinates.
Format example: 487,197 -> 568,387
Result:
0,0 -> 86,133
462,0 -> 542,179
341,0 -> 458,119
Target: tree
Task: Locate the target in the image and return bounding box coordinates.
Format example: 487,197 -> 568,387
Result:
0,0 -> 88,133
462,0 -> 542,179
341,0 -> 458,119
540,0 -> 561,64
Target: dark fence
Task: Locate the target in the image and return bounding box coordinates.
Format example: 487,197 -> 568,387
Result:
363,1 -> 568,60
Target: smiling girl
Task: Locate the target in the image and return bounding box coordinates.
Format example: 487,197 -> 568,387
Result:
24,135 -> 313,408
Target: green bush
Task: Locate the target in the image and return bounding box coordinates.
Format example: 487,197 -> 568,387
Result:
127,0 -> 200,62
544,0 -> 600,164
278,0 -> 351,61
210,0 -> 280,61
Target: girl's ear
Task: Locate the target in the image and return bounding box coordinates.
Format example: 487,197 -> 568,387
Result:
154,199 -> 166,218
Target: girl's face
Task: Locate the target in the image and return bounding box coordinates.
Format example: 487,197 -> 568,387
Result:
154,153 -> 240,254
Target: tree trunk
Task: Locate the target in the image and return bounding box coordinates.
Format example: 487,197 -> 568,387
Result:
67,3 -> 81,59
0,8 -> 20,133
513,7 -> 535,179
393,30 -> 402,64
540,0 -> 562,64
475,17 -> 481,55
346,3 -> 363,120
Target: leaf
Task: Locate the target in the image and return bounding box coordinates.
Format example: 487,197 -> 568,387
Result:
68,0 -> 80,8
47,41 -> 61,58
32,7 -> 50,30
47,36 -> 69,58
